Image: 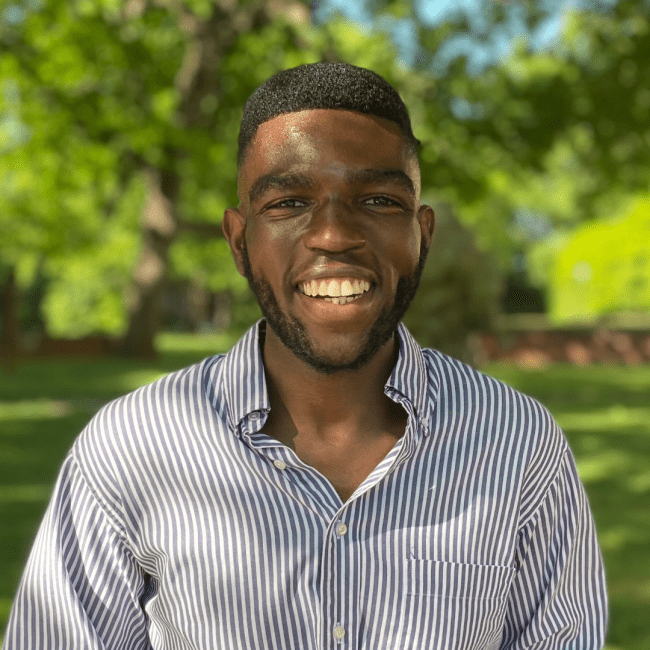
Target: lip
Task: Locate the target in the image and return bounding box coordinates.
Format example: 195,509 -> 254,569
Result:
293,265 -> 377,288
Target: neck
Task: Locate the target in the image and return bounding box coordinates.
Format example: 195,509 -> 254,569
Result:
261,324 -> 403,442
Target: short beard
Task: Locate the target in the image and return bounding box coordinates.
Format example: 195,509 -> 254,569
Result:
241,242 -> 427,375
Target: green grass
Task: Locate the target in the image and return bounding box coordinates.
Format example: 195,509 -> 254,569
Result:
0,336 -> 647,649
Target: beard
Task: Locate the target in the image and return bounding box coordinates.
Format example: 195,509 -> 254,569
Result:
241,242 -> 428,375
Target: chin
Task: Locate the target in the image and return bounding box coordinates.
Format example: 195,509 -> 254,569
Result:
283,324 -> 395,374
300,343 -> 375,374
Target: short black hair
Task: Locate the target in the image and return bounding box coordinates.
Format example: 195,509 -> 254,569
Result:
238,62 -> 420,166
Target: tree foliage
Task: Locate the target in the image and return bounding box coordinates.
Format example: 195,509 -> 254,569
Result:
385,0 -> 650,321
533,198 -> 650,322
2,0 -> 649,357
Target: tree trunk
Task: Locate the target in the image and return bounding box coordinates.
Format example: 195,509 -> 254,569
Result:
0,266 -> 18,370
119,168 -> 179,358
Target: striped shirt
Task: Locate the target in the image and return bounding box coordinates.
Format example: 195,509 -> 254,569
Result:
3,321 -> 607,649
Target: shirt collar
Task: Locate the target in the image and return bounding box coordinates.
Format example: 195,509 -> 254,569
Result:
217,320 -> 436,437
387,323 -> 436,435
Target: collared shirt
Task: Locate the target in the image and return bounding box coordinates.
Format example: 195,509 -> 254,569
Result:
3,321 -> 607,650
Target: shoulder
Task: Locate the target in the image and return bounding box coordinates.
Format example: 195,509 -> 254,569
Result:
422,348 -> 560,431
421,348 -> 568,499
70,354 -> 228,514
78,354 -> 225,446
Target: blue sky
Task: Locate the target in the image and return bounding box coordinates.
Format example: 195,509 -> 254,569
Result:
313,0 -> 614,72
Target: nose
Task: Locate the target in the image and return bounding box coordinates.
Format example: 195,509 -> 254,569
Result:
302,199 -> 365,253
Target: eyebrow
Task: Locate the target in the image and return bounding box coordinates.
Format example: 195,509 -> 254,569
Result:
347,168 -> 416,197
249,173 -> 314,204
248,167 -> 416,204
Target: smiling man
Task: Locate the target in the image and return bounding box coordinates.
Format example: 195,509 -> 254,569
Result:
3,63 -> 606,650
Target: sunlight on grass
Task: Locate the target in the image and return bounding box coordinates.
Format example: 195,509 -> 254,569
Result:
0,400 -> 72,422
116,332 -> 235,391
0,485 -> 52,503
600,525 -> 649,552
116,370 -> 170,392
556,406 -> 650,432
627,469 -> 650,493
575,450 -> 631,483
589,365 -> 650,391
155,331 -> 234,355
0,597 -> 10,645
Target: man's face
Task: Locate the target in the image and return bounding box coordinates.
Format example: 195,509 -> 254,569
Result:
224,109 -> 434,374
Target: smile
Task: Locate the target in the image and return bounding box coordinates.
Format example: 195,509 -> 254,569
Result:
297,278 -> 371,305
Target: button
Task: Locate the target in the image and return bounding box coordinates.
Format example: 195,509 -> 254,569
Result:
333,625 -> 345,641
336,522 -> 348,536
249,412 -> 260,420
273,460 -> 287,470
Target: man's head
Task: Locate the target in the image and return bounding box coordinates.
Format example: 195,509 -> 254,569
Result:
223,62 -> 435,374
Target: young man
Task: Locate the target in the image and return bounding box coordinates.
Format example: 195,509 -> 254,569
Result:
3,63 -> 606,649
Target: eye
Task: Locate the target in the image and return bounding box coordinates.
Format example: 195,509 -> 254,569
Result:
364,196 -> 401,208
268,198 -> 308,209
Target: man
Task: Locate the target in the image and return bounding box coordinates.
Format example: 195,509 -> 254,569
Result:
3,63 -> 606,649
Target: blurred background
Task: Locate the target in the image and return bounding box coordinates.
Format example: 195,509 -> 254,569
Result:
1,0 -> 649,647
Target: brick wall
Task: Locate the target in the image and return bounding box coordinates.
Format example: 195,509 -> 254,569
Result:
476,328 -> 650,367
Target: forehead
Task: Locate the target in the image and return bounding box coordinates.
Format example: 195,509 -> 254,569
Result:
238,109 -> 419,197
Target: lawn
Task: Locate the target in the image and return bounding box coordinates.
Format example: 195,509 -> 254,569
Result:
1,334 -> 648,649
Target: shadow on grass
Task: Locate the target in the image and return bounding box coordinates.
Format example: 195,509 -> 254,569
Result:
0,413 -> 87,640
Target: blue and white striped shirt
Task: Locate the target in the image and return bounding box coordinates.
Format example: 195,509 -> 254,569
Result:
4,321 -> 607,649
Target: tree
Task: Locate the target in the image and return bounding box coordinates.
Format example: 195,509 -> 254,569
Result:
364,0 -> 650,326
5,0 -> 648,361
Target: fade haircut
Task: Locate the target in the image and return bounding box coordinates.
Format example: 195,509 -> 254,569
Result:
238,62 -> 420,166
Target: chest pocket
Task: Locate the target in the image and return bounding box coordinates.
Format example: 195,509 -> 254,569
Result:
407,558 -> 515,599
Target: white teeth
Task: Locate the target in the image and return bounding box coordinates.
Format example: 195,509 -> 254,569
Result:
327,279 -> 341,297
324,295 -> 358,304
340,280 -> 353,296
299,278 -> 372,298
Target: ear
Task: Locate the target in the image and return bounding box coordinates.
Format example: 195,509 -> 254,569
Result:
222,207 -> 247,277
418,204 -> 435,250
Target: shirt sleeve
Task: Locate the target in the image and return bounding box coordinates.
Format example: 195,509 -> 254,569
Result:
2,453 -> 152,650
500,449 -> 608,649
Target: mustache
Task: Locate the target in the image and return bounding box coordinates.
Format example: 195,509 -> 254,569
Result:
240,239 -> 429,290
